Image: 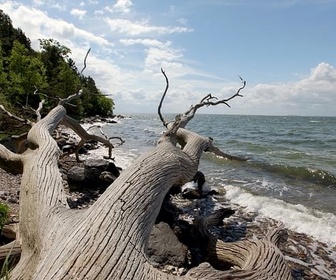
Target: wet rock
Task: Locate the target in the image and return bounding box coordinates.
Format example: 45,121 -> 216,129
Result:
156,196 -> 181,225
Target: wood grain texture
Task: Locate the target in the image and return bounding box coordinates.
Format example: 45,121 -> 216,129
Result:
0,105 -> 292,279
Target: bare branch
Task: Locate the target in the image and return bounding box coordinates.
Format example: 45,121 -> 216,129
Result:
34,100 -> 46,122
0,144 -> 24,174
180,77 -> 246,127
61,115 -> 114,161
80,48 -> 91,76
158,68 -> 169,127
0,105 -> 35,127
99,125 -> 108,139
58,89 -> 83,106
157,71 -> 247,161
108,136 -> 125,146
158,70 -> 246,130
206,140 -> 248,161
87,124 -> 124,145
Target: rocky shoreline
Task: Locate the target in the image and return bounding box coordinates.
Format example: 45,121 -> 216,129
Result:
0,126 -> 335,279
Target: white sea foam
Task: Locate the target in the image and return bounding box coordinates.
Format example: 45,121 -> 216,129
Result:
80,145 -> 138,170
223,185 -> 336,246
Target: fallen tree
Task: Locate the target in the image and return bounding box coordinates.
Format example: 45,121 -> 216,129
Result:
0,73 -> 292,279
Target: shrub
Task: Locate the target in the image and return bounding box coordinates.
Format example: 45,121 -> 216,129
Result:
0,203 -> 9,230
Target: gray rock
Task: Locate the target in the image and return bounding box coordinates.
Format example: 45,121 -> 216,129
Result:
84,159 -> 110,180
99,171 -> 117,184
7,197 -> 18,204
147,222 -> 188,267
67,166 -> 85,182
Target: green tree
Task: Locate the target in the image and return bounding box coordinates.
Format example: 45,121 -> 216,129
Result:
38,38 -> 71,83
7,41 -> 47,107
0,43 -> 8,91
0,10 -> 115,119
81,76 -> 114,117
0,10 -> 31,57
38,38 -> 82,113
0,43 -> 10,108
96,95 -> 114,116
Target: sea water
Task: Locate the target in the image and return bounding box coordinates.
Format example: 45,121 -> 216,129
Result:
92,114 -> 336,246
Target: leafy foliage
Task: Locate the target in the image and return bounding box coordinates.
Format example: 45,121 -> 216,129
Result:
0,10 -> 114,125
0,203 -> 9,230
7,41 -> 47,107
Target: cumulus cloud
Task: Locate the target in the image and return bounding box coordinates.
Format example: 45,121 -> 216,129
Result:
105,18 -> 193,36
144,47 -> 183,74
113,0 -> 133,13
70,8 -> 87,19
1,3 -> 113,49
308,62 -> 336,82
107,57 -> 336,115
226,62 -> 336,116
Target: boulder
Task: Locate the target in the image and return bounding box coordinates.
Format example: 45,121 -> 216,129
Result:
84,159 -> 110,181
147,222 -> 188,267
67,159 -> 121,190
67,166 -> 85,183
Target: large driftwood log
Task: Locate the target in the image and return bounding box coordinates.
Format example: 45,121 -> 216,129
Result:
0,80 -> 292,279
0,109 -> 291,279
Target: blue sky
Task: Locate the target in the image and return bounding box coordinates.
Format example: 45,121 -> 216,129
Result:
1,0 -> 336,116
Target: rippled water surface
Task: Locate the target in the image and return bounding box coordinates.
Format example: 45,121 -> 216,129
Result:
100,114 -> 336,245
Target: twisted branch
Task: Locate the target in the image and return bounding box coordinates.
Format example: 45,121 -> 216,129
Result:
157,70 -> 247,161
158,68 -> 169,127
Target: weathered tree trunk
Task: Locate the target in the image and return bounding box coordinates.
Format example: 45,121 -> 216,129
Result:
0,103 -> 292,279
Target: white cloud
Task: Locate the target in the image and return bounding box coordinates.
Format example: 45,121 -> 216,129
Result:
32,0 -> 45,5
120,38 -> 186,76
120,38 -> 166,48
1,3 -> 113,50
308,62 -> 336,82
113,62 -> 336,115
2,2 -> 335,116
105,18 -> 193,36
177,18 -> 188,25
144,47 -> 183,74
226,62 -> 336,116
31,0 -> 65,9
113,0 -> 133,14
70,8 -> 87,20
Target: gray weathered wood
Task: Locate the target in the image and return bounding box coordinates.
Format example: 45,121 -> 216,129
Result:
0,104 -> 292,279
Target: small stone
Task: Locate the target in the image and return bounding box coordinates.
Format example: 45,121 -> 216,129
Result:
7,197 -> 19,204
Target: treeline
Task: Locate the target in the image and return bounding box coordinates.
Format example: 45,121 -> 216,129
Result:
0,10 -> 114,121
